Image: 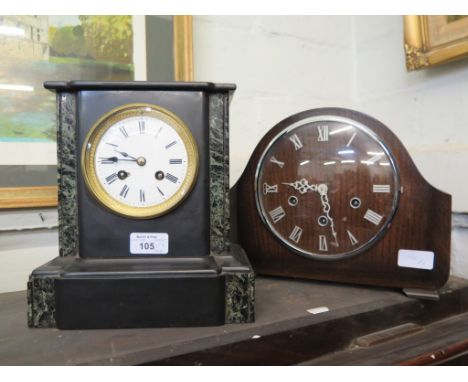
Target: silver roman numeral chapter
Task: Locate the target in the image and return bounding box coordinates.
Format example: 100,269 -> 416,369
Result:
317,125 -> 329,141
263,183 -> 278,194
289,226 -> 303,243
363,154 -> 382,165
346,132 -> 357,147
319,235 -> 328,251
269,156 -> 285,168
269,206 -> 286,224
373,184 -> 390,193
364,209 -> 383,225
289,134 -> 303,150
347,230 -> 359,246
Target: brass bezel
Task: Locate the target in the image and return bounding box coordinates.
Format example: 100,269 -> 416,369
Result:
81,103 -> 199,219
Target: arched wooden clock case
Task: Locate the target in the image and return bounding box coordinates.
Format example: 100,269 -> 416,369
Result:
235,107 -> 451,291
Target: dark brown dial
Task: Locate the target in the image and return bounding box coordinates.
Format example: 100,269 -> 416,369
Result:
255,115 -> 400,260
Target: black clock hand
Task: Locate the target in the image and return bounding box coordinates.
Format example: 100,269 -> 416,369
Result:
114,149 -> 138,160
99,156 -> 137,163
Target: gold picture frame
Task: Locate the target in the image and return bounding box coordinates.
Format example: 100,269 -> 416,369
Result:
404,15 -> 468,71
0,15 -> 193,210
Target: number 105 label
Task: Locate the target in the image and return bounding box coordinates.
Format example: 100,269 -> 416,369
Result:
130,233 -> 169,255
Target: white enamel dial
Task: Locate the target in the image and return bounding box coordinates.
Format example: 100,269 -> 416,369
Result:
82,104 -> 199,219
94,115 -> 188,207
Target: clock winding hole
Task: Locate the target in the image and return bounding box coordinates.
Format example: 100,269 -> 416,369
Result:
288,195 -> 298,206
318,215 -> 329,227
350,197 -> 361,209
117,170 -> 129,180
155,171 -> 165,181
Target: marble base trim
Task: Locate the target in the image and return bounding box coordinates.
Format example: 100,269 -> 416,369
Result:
225,273 -> 255,324
27,277 -> 57,328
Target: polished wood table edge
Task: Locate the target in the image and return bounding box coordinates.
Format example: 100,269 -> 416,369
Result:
399,338 -> 468,366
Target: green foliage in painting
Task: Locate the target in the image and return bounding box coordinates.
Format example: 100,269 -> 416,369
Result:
49,25 -> 88,58
1,15 -> 134,142
79,15 -> 133,64
48,16 -> 133,64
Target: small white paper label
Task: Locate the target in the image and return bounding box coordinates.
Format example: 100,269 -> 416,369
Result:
398,249 -> 434,270
307,306 -> 330,315
130,233 -> 169,255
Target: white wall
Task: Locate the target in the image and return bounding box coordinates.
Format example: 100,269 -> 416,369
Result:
352,16 -> 468,212
193,16 -> 355,184
351,16 -> 468,278
0,228 -> 58,293
0,208 -> 58,293
195,15 -> 468,213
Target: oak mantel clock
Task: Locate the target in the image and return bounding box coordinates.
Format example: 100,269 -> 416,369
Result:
235,107 -> 451,294
28,81 -> 254,329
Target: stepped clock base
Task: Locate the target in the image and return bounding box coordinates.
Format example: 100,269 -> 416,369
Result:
27,245 -> 254,329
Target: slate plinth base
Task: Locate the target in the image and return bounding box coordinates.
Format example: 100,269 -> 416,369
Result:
27,245 -> 254,329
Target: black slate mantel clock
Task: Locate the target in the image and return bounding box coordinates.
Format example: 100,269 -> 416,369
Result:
28,81 -> 255,329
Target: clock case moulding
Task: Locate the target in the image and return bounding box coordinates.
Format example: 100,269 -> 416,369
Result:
27,81 -> 255,329
233,107 -> 451,293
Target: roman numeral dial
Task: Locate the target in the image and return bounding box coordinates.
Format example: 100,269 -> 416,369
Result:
256,116 -> 399,259
289,226 -> 303,243
269,206 -> 286,224
289,134 -> 303,150
317,125 -> 329,141
83,104 -> 199,218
